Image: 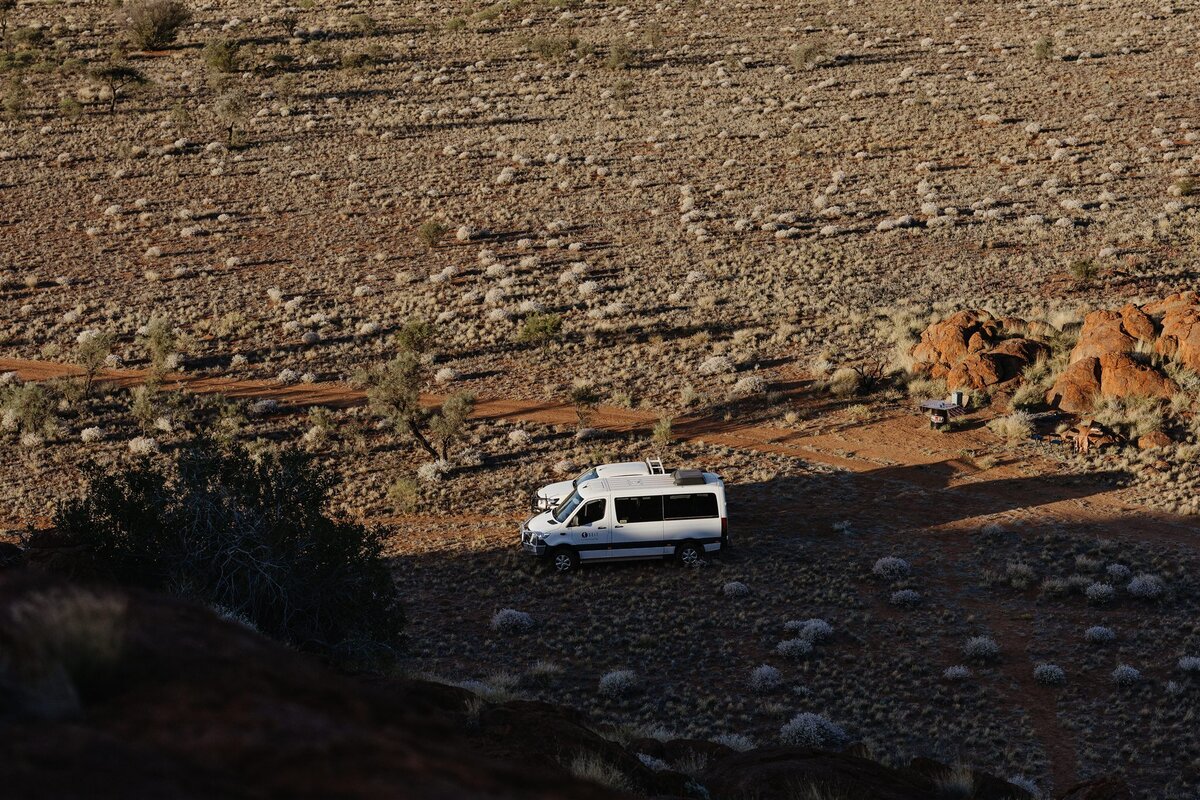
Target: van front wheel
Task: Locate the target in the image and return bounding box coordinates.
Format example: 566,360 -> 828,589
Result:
549,547 -> 579,574
676,541 -> 705,567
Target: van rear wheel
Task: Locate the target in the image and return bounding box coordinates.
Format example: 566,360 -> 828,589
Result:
676,541 -> 705,567
549,547 -> 579,574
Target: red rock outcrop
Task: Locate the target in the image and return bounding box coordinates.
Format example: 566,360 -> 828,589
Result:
946,338 -> 1050,391
910,310 -> 1044,390
910,310 -> 1003,378
1047,357 -> 1101,412
1070,305 -> 1157,363
1098,352 -> 1177,401
1048,353 -> 1177,413
915,297 -> 1200,412
1147,291 -> 1200,373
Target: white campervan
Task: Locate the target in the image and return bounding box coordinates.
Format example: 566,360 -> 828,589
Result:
530,459 -> 666,511
520,469 -> 728,572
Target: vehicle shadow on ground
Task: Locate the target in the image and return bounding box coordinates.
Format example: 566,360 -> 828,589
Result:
723,461 -> 1199,542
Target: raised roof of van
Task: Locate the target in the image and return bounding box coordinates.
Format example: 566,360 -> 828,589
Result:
579,472 -> 722,494
593,461 -> 651,476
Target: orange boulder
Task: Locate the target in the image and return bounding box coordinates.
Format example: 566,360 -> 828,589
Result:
1153,297 -> 1200,373
1047,357 -> 1101,413
1097,352 -> 1177,401
1047,353 -> 1177,413
1119,304 -> 1157,342
945,337 -> 1051,391
1075,309 -> 1147,362
910,310 -> 997,373
1138,431 -> 1173,449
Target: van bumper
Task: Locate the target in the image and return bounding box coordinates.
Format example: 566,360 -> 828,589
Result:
520,529 -> 546,557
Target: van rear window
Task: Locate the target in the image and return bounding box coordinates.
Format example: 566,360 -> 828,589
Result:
664,493 -> 719,520
615,496 -> 664,523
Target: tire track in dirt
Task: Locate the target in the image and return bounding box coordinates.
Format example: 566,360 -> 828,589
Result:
4,355 -> 1195,790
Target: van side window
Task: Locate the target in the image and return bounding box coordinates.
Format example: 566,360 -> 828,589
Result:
574,499 -> 606,525
664,493 -> 719,520
615,496 -> 664,523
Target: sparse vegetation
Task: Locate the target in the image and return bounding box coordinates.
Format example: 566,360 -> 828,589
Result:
47,441 -> 402,661
202,38 -> 241,73
987,412 -> 1032,444
963,636 -> 1000,662
779,713 -> 849,749
598,669 -> 638,697
125,0 -> 191,51
88,62 -> 146,114
490,608 -> 534,633
568,752 -> 632,792
417,219 -> 451,250
1068,259 -> 1100,287
872,556 -> 910,580
517,312 -> 562,347
791,40 -> 828,71
2,1 -> 1200,795
1032,36 -> 1054,62
358,337 -> 477,463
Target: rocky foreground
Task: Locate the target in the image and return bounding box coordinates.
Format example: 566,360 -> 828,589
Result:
0,568 -> 1129,799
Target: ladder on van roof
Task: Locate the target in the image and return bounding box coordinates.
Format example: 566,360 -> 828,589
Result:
646,458 -> 666,475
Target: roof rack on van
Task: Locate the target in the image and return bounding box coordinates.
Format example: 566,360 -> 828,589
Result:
672,469 -> 706,486
646,458 -> 665,475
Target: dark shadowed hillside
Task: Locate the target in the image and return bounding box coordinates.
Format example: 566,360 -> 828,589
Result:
0,572 -> 1129,800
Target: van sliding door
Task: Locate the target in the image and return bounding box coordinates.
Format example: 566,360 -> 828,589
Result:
612,495 -> 665,557
663,492 -> 721,553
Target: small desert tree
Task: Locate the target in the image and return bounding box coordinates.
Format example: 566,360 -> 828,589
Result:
429,390 -> 476,460
1,77 -> 27,121
74,331 -> 116,399
359,338 -> 476,463
394,318 -> 434,354
202,37 -> 241,73
139,316 -> 178,378
569,381 -> 601,427
49,440 -> 402,661
362,351 -> 435,456
277,13 -> 298,38
125,0 -> 191,51
129,385 -> 159,431
0,382 -> 55,438
213,88 -> 249,144
89,62 -> 146,114
652,415 -> 673,447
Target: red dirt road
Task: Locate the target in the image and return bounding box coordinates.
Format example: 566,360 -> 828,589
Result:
0,355 -> 1182,534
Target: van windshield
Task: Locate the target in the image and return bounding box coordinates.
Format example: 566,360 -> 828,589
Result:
552,490 -> 584,523
574,468 -> 598,485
